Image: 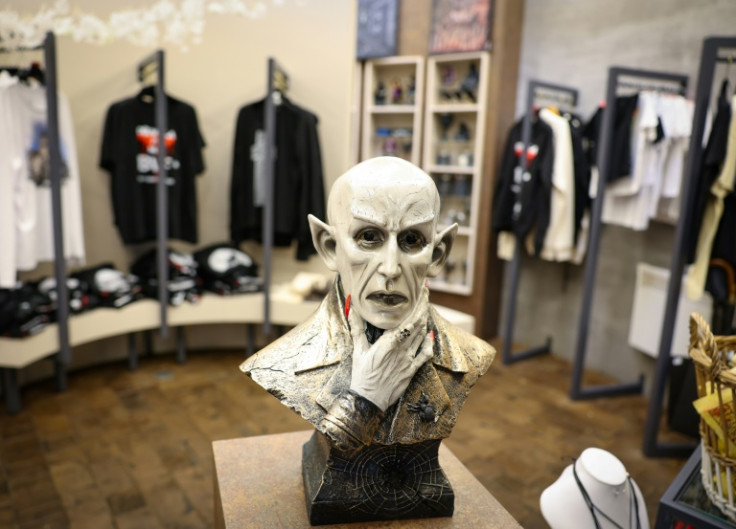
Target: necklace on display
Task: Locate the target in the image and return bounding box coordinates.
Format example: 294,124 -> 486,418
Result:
571,458 -> 642,529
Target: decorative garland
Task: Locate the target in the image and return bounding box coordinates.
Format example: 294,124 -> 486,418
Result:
0,0 -> 303,50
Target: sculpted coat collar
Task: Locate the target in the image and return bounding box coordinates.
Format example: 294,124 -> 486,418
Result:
292,280 -> 470,442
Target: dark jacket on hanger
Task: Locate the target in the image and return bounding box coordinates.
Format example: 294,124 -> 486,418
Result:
566,112 -> 592,245
492,116 -> 554,255
230,96 -> 325,261
685,79 -> 732,263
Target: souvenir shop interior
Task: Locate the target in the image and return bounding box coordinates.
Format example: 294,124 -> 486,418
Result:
1,0 -> 736,528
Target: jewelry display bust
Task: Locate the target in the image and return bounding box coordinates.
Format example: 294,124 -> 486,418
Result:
241,157 -> 496,524
540,447 -> 649,529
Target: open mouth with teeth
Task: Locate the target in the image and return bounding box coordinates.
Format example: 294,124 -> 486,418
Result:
367,292 -> 408,307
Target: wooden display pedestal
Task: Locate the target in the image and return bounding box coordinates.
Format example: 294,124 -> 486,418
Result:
213,430 -> 522,528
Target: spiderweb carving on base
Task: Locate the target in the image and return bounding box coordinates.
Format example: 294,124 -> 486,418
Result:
303,432 -> 454,524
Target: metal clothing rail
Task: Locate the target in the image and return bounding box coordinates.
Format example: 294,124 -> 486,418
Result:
501,79 -> 579,364
137,50 -> 169,340
570,66 -> 689,401
44,32 -> 72,392
0,32 -> 69,412
261,57 -> 289,335
643,37 -> 736,458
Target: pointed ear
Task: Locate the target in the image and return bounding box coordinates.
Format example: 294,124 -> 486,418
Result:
428,223 -> 457,277
308,214 -> 338,271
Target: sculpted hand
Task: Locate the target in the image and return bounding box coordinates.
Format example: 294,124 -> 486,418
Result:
348,288 -> 434,411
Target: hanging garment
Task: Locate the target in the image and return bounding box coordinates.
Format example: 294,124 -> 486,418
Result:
566,112 -> 592,246
685,80 -> 732,263
0,81 -> 85,288
608,94 -> 640,183
230,96 -> 325,261
602,91 -> 693,231
686,93 -> 736,300
100,87 -> 206,245
0,72 -> 19,288
536,108 -> 576,262
492,116 -> 554,260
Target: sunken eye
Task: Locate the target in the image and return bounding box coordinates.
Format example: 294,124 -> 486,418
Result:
355,228 -> 384,249
398,230 -> 426,252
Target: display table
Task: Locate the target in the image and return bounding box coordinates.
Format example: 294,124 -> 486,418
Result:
655,446 -> 735,529
213,430 -> 522,529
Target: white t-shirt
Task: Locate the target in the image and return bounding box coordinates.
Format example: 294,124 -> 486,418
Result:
0,83 -> 85,287
0,73 -> 19,288
602,91 -> 692,231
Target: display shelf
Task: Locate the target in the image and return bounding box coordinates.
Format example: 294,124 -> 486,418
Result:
428,102 -> 480,113
426,164 -> 475,175
0,291 -> 476,370
361,55 -> 424,165
366,104 -> 418,114
423,51 -> 490,295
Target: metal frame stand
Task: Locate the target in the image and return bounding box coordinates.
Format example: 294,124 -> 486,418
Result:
1,369 -> 20,415
245,324 -> 256,357
262,58 -> 289,337
127,333 -> 139,371
643,37 -> 736,457
176,327 -> 186,364
137,50 -> 169,340
501,79 -> 578,364
570,66 -> 688,401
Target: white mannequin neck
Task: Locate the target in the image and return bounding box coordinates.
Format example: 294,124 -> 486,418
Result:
540,448 -> 649,529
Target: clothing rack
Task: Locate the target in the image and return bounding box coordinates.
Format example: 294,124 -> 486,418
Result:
137,50 -> 169,340
0,32 -> 69,411
643,37 -> 736,458
501,79 -> 579,364
570,66 -> 689,401
261,57 -> 289,335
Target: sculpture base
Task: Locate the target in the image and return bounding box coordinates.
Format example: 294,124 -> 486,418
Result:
302,431 -> 454,525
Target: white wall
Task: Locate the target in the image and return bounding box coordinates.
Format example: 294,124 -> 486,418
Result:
7,0 -> 357,373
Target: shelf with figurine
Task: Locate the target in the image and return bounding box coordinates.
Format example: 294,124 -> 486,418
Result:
423,51 -> 489,296
361,56 -> 425,166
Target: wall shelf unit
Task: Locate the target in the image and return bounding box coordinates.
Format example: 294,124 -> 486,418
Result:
423,51 -> 490,295
361,55 -> 425,165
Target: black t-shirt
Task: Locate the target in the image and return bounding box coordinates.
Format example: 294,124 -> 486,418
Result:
100,88 -> 206,244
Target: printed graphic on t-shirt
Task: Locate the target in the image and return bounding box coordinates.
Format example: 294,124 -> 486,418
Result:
250,129 -> 266,206
27,121 -> 69,187
135,125 -> 179,185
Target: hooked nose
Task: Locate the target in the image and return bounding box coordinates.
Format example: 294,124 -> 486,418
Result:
377,236 -> 401,279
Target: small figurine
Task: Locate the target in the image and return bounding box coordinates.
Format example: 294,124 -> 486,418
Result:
459,63 -> 479,102
407,75 -> 416,104
391,78 -> 403,104
382,136 -> 398,156
374,81 -> 386,105
441,65 -> 456,86
439,113 -> 454,141
455,122 -> 471,142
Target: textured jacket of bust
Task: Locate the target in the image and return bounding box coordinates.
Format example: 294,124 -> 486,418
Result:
241,279 -> 495,445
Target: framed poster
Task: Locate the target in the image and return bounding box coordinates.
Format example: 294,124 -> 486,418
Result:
356,0 -> 399,60
428,0 -> 493,55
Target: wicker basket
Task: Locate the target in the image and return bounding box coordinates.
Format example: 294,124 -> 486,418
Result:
689,312 -> 736,521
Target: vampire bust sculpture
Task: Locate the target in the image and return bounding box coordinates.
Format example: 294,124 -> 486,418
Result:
241,157 -> 495,524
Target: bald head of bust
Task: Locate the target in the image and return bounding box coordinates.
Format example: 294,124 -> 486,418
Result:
309,157 -> 457,330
